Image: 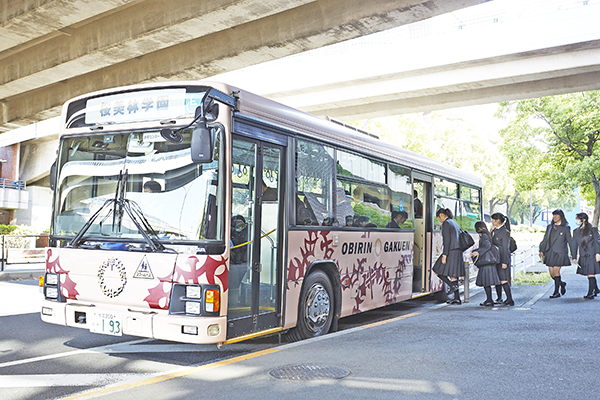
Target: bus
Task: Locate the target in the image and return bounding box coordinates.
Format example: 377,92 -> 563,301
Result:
40,81 -> 482,345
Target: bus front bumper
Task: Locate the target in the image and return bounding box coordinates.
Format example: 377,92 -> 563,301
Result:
41,300 -> 227,344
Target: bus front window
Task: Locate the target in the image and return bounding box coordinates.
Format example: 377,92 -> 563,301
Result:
53,129 -> 223,246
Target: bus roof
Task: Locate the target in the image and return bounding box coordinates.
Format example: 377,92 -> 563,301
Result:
60,80 -> 482,188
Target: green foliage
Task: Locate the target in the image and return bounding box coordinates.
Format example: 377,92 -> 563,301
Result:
513,271 -> 552,286
499,92 -> 600,224
0,225 -> 18,235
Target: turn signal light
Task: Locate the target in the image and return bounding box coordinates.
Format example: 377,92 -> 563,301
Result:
205,289 -> 219,313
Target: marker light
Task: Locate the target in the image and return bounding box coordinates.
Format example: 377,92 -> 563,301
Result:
182,325 -> 198,335
205,289 -> 220,313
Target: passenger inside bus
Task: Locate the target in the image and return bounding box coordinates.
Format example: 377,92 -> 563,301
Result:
143,180 -> 162,193
230,214 -> 250,289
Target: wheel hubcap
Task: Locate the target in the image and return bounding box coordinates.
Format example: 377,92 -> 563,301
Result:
304,283 -> 330,333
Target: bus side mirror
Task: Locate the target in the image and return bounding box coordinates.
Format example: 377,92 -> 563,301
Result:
50,160 -> 57,190
190,119 -> 213,164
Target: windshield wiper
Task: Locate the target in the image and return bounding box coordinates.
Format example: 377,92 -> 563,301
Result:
69,169 -> 165,252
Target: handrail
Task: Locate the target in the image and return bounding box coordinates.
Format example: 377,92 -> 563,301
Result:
0,178 -> 26,190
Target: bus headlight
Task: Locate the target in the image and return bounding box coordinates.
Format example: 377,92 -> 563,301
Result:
46,286 -> 59,299
46,273 -> 59,286
169,284 -> 220,316
185,301 -> 201,315
185,285 -> 201,299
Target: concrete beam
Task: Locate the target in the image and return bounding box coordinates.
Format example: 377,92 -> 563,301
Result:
269,40 -> 600,119
0,0 -> 486,132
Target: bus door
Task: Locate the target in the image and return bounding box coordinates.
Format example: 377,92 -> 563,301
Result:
228,135 -> 284,339
413,176 -> 433,293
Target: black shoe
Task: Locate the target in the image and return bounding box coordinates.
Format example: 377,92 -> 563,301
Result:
561,281 -> 567,295
494,298 -> 503,305
480,300 -> 494,306
594,288 -> 599,296
449,298 -> 462,305
584,294 -> 595,299
549,293 -> 561,298
501,300 -> 515,306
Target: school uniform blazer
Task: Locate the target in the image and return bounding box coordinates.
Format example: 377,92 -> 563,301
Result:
441,219 -> 461,256
571,226 -> 600,259
491,226 -> 510,265
476,233 -> 492,255
540,224 -> 575,257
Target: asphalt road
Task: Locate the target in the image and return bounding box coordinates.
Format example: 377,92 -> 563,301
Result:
2,265 -> 599,400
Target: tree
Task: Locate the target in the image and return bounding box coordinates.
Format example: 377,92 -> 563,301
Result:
498,92 -> 600,225
348,112 -> 513,216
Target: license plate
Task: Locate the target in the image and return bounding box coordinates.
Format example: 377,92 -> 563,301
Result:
89,311 -> 123,336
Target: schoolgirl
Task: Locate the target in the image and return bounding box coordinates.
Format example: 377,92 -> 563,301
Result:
490,213 -> 514,306
571,212 -> 600,299
539,209 -> 574,298
471,221 -> 502,306
432,208 -> 464,305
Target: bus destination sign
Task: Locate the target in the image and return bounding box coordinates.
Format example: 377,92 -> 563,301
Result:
85,89 -> 203,125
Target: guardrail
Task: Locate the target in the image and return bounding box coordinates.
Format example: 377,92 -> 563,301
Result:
0,234 -> 47,271
511,243 -> 540,279
0,178 -> 26,190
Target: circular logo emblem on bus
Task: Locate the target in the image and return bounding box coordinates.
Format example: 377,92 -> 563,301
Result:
98,258 -> 127,298
374,238 -> 382,257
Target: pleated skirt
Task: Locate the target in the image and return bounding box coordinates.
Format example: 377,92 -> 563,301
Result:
543,250 -> 572,267
433,249 -> 465,277
476,265 -> 501,287
576,255 -> 600,275
496,262 -> 511,282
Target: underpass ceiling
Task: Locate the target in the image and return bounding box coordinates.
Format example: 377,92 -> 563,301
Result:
0,0 -> 487,133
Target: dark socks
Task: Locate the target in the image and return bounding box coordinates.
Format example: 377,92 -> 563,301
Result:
484,286 -> 493,302
553,276 -> 561,295
495,285 -> 503,301
588,277 -> 597,296
502,282 -> 513,302
438,275 -> 452,287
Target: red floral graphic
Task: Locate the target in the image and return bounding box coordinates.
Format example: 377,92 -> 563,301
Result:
46,249 -> 79,300
144,255 -> 229,310
287,231 -> 319,289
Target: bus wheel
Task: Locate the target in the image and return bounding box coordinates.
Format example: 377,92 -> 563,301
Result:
288,270 -> 334,342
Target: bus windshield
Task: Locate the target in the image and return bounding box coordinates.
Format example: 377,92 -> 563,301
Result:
52,128 -> 223,246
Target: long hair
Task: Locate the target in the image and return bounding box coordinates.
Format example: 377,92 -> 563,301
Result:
491,212 -> 511,232
436,208 -> 453,219
551,209 -> 567,226
576,212 -> 590,250
475,221 -> 491,239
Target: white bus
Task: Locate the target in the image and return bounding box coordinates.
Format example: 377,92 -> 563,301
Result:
41,81 -> 481,344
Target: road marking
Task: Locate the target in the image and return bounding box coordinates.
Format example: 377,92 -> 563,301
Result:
0,373 -> 152,388
360,312 -> 420,328
60,348 -> 279,400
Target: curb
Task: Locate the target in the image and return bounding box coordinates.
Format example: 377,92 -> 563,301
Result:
0,269 -> 45,281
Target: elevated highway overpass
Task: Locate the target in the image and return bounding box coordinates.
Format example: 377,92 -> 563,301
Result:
2,0 -> 600,227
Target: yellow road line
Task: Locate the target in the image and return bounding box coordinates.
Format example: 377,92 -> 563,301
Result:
360,312 -> 420,329
60,348 -> 279,400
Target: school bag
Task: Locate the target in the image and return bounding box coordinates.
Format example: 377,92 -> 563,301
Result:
459,230 -> 475,251
509,236 -> 517,253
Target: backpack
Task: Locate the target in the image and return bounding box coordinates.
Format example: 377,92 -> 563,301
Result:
509,236 -> 517,253
459,230 -> 475,251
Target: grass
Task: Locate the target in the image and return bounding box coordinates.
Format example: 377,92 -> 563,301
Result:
513,271 -> 552,286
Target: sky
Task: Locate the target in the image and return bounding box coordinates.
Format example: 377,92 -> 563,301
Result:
209,0 -> 600,140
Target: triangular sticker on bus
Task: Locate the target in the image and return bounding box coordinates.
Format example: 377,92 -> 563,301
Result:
133,255 -> 154,279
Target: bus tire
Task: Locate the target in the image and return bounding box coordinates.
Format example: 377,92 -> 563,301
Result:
287,270 -> 334,342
